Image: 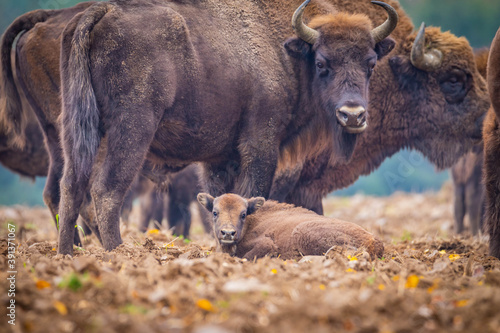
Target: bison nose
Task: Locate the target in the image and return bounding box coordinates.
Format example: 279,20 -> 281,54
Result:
336,106 -> 367,134
221,229 -> 236,238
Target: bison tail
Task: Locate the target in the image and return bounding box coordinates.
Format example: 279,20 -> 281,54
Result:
60,2 -> 112,182
488,28 -> 500,120
0,9 -> 55,147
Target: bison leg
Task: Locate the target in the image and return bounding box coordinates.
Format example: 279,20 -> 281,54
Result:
242,236 -> 277,260
90,120 -> 155,251
454,184 -> 466,234
199,161 -> 237,197
167,196 -> 191,238
139,190 -> 163,232
285,186 -> 324,214
236,145 -> 278,198
466,179 -> 484,235
58,166 -> 89,255
269,165 -> 303,203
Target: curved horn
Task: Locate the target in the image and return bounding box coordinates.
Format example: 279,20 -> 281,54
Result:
291,0 -> 319,45
370,1 -> 399,43
410,22 -> 443,71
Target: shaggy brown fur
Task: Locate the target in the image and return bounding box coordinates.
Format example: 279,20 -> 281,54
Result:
450,48 -> 489,235
484,27 -> 500,258
271,1 -> 490,213
1,2 -> 95,225
54,0 -> 396,254
198,193 -> 384,260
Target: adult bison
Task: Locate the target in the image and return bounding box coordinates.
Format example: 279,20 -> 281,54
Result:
483,27 -> 500,258
0,2 -> 95,223
1,0 -> 398,254
270,0 -> 490,214
197,192 -> 384,260
50,0 -> 398,255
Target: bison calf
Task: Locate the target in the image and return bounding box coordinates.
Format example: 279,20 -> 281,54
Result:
197,193 -> 383,260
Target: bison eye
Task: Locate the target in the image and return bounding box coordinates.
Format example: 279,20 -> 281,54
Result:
316,62 -> 324,69
213,211 -> 218,217
241,212 -> 246,219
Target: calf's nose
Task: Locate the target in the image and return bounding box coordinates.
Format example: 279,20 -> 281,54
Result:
336,105 -> 367,133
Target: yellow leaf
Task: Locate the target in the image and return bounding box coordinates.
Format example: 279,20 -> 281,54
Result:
271,268 -> 278,274
478,281 -> 484,286
348,255 -> 358,261
148,229 -> 159,234
52,248 -> 56,251
378,284 -> 385,291
405,275 -> 419,289
319,284 -> 326,290
345,268 -> 356,273
36,280 -> 51,290
439,250 -> 446,254
448,254 -> 461,262
391,275 -> 400,281
196,299 -> 215,312
53,301 -> 68,315
455,299 -> 468,307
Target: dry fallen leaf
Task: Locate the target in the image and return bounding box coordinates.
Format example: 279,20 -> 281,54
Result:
36,280 -> 51,290
405,275 -> 419,289
196,299 -> 215,312
53,301 -> 68,315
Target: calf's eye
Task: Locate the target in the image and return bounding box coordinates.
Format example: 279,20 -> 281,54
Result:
241,213 -> 246,219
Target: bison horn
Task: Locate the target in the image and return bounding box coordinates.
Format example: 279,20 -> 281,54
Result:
410,22 -> 443,71
291,0 -> 319,45
370,1 -> 399,43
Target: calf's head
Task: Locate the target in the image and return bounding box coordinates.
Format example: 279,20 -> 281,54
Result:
197,193 -> 265,255
388,23 -> 490,168
284,0 -> 397,161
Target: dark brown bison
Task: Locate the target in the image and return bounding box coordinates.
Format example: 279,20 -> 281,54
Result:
0,2 -> 95,224
0,114 -> 48,179
45,0 -> 398,254
483,27 -> 500,258
270,0 -> 490,214
197,192 -> 384,260
450,48 -> 489,235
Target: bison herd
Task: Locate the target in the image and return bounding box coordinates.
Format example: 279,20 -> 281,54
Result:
0,0 -> 499,260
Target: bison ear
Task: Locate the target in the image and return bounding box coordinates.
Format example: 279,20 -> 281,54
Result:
284,37 -> 312,59
375,37 -> 396,60
247,197 -> 265,215
197,193 -> 215,212
389,55 -> 424,91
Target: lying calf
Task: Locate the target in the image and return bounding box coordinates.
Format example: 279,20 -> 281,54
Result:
197,193 -> 384,260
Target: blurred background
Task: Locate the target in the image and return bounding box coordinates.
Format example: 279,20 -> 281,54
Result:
0,0 -> 498,205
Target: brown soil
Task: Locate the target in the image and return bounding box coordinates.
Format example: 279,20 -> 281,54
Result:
1,183 -> 499,333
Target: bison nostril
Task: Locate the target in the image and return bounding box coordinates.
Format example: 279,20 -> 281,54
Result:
357,112 -> 366,123
337,110 -> 349,122
229,230 -> 236,237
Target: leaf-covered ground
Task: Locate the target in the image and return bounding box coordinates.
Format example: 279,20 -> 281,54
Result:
1,183 -> 499,333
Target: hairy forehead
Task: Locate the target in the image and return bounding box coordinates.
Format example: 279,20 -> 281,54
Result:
214,194 -> 248,211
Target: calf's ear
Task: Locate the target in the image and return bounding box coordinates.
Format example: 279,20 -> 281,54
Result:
284,37 -> 312,59
375,37 -> 396,59
247,197 -> 265,215
197,193 -> 215,212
